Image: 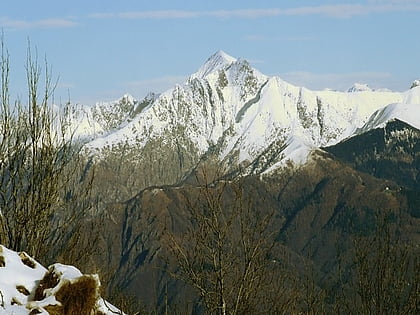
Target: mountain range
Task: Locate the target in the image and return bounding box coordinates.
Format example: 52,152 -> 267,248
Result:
71,51 -> 420,181
2,51 -> 416,313
58,51 -> 420,312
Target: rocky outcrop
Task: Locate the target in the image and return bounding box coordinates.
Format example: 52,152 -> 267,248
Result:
0,245 -> 122,315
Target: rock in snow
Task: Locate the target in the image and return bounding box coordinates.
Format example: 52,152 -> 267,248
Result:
0,245 -> 122,315
410,79 -> 420,89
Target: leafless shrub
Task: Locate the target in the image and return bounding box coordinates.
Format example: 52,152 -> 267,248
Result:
166,169 -> 299,314
349,214 -> 420,314
0,35 -> 94,265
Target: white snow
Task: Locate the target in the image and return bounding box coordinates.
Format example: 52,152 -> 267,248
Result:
403,85 -> 420,104
0,246 -> 46,311
357,87 -> 420,133
262,136 -> 314,175
191,50 -> 237,79
410,79 -> 420,89
0,245 -> 122,314
68,51 -> 420,171
347,82 -> 372,93
357,102 -> 420,134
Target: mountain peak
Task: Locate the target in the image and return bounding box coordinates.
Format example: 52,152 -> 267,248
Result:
410,79 -> 420,89
120,93 -> 136,104
347,83 -> 372,93
192,50 -> 237,79
213,50 -> 237,61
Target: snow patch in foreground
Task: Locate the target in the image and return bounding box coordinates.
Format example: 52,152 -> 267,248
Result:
0,245 -> 122,315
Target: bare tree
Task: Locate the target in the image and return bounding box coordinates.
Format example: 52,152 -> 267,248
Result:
327,209 -> 420,315
0,36 -> 94,263
350,214 -> 420,315
166,170 -> 298,314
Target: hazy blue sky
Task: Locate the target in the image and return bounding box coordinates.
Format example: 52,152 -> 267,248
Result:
2,0 -> 420,105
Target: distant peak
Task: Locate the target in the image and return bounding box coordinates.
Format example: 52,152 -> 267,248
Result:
410,79 -> 420,89
117,94 -> 137,106
347,83 -> 372,93
192,50 -> 237,79
212,50 -> 237,63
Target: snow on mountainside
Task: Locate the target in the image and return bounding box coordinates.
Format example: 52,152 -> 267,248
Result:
357,103 -> 420,135
74,51 -> 418,173
403,84 -> 420,104
191,50 -> 237,79
357,86 -> 420,133
69,93 -> 140,141
410,79 -> 420,89
0,245 -> 122,314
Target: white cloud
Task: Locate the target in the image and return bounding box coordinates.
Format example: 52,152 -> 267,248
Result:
122,10 -> 198,19
90,11 -> 198,19
0,18 -> 78,30
90,3 -> 420,21
244,35 -> 316,42
370,0 -> 420,4
207,9 -> 281,19
36,18 -> 78,28
280,71 -> 396,91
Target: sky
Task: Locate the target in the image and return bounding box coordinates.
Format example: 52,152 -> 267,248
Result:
1,0 -> 420,105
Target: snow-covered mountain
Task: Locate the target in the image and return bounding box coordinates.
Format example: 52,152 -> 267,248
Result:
69,93 -> 148,141
357,102 -> 420,134
72,51 -> 419,177
347,83 -> 373,93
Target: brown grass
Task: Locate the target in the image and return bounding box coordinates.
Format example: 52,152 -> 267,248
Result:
11,297 -> 21,305
49,275 -> 100,315
43,304 -> 62,315
16,285 -> 30,296
19,252 -> 36,269
33,266 -> 105,314
34,269 -> 60,301
0,255 -> 5,267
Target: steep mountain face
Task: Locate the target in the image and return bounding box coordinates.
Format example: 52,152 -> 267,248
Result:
325,102 -> 420,190
81,149 -> 420,311
71,51 -> 419,193
327,120 -> 420,186
70,94 -> 142,141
